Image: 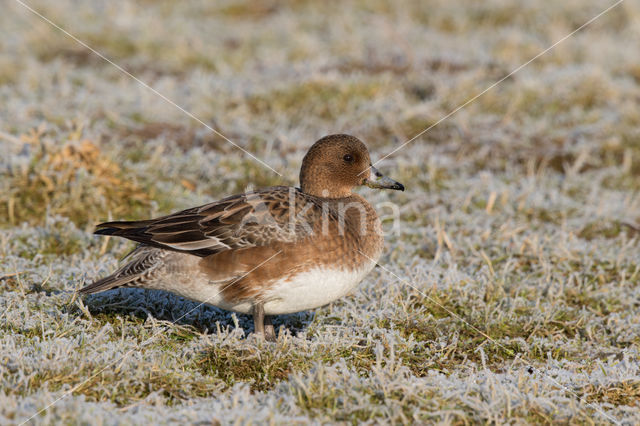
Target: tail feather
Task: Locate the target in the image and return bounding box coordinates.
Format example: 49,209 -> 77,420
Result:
78,274 -> 139,294
79,246 -> 165,295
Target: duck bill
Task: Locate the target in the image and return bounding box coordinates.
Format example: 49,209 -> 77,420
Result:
364,165 -> 405,191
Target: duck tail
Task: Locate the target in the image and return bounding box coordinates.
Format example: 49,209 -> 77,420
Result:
79,246 -> 164,295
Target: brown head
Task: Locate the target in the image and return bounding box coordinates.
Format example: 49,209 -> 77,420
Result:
299,134 -> 404,198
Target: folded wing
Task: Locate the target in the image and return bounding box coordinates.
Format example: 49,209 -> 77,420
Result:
94,187 -> 319,257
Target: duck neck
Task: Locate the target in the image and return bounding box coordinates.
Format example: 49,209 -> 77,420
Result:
301,184 -> 352,198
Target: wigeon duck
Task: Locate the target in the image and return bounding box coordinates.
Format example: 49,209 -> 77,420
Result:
80,134 -> 404,340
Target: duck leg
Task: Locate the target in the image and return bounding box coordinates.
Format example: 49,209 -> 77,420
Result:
252,302 -> 276,341
253,302 -> 265,337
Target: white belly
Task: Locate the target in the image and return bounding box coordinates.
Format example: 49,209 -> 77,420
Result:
198,263 -> 376,315
261,263 -> 376,314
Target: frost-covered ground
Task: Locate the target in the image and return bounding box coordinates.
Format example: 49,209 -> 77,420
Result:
1,0 -> 640,424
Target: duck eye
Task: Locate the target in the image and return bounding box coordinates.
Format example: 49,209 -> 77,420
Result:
343,154 -> 354,162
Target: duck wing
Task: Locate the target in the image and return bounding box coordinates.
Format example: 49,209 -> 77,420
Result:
94,186 -> 321,257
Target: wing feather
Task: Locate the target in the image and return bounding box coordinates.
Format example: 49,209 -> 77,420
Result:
93,187 -> 321,257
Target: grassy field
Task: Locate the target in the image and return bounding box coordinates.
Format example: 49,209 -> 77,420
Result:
1,0 -> 639,423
